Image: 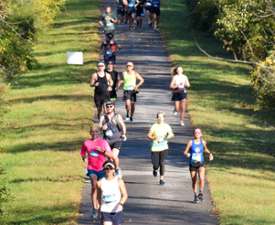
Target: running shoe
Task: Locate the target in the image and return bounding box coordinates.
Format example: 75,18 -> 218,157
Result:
159,180 -> 165,185
153,170 -> 157,177
130,116 -> 133,122
125,116 -> 130,122
91,210 -> 98,221
193,194 -> 199,204
173,110 -> 178,116
198,192 -> 203,202
115,168 -> 123,178
180,121 -> 185,126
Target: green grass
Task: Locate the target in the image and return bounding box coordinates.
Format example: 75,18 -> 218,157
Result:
0,0 -> 100,224
161,1 -> 275,225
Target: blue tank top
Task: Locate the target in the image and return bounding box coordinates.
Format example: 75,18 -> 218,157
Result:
152,0 -> 160,7
190,139 -> 204,164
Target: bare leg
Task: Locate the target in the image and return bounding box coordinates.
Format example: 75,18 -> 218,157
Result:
190,170 -> 198,194
198,166 -> 206,193
125,99 -> 131,117
91,175 -> 99,210
180,99 -> 186,123
130,102 -> 135,118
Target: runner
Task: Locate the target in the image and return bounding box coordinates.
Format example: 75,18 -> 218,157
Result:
99,101 -> 127,158
105,61 -> 120,101
147,0 -> 160,30
169,65 -> 190,126
147,112 -> 174,185
136,0 -> 145,29
118,61 -> 144,122
90,62 -> 113,119
80,126 -> 119,220
97,160 -> 128,225
101,34 -> 119,65
127,0 -> 137,30
99,6 -> 118,36
183,128 -> 214,203
116,0 -> 128,24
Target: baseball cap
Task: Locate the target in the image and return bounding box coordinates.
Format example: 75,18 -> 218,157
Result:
105,100 -> 114,106
98,62 -> 105,67
127,61 -> 134,67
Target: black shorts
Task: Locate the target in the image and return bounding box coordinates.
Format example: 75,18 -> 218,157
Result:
101,211 -> 123,225
123,90 -> 137,102
189,162 -> 205,172
171,91 -> 187,101
94,94 -> 109,108
151,6 -> 160,16
109,140 -> 122,150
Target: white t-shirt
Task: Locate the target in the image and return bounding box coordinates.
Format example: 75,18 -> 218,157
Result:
174,74 -> 189,89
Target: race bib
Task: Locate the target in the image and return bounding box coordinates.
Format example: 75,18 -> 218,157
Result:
103,193 -> 117,203
191,153 -> 202,162
105,129 -> 113,137
90,151 -> 99,157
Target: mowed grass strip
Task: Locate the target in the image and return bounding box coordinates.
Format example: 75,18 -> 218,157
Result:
0,0 -> 100,224
161,1 -> 275,225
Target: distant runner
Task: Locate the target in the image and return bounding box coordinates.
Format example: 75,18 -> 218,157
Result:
90,62 -> 113,119
97,160 -> 128,225
99,6 -> 118,36
105,61 -> 120,101
183,128 -> 214,203
80,126 -> 119,220
147,112 -> 174,185
169,65 -> 190,126
118,61 -> 144,122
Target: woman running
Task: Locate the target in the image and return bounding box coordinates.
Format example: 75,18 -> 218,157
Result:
183,128 -> 214,203
97,160 -> 128,225
169,65 -> 190,126
147,112 -> 174,185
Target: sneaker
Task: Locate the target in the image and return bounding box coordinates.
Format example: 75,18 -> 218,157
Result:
153,170 -> 157,177
193,194 -> 199,204
198,192 -> 203,202
130,116 -> 133,122
159,180 -> 165,185
91,210 -> 98,221
173,110 -> 178,116
125,117 -> 130,122
180,121 -> 185,126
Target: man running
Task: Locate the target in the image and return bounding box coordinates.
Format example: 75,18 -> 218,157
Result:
99,101 -> 127,158
127,0 -> 137,30
118,61 -> 144,122
149,0 -> 160,30
105,61 -> 120,101
90,62 -> 113,119
80,126 -> 119,220
99,6 -> 118,36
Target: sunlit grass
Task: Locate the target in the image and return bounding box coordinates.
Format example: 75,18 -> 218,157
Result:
0,0 -> 100,224
161,1 -> 275,225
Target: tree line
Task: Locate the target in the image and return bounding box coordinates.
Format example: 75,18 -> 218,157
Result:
187,0 -> 275,109
0,0 -> 65,214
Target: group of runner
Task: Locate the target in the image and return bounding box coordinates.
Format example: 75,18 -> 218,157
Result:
80,2 -> 214,224
115,0 -> 161,31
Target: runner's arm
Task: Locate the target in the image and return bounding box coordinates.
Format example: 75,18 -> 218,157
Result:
80,144 -> 87,161
183,140 -> 192,157
147,126 -> 156,141
119,179 -> 128,205
117,73 -> 124,89
90,73 -> 98,87
135,72 -> 144,90
203,140 -> 214,160
185,76 -> 191,88
117,114 -> 127,136
166,125 -> 174,140
106,73 -> 114,88
169,76 -> 177,89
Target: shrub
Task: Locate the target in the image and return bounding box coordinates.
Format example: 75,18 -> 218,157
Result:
251,51 -> 275,108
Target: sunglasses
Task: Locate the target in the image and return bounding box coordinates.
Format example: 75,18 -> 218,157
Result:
106,105 -> 114,108
104,167 -> 114,170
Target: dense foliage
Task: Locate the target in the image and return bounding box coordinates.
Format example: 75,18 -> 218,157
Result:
187,0 -> 275,108
0,0 -> 64,81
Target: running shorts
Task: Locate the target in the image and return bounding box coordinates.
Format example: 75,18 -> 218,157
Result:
151,6 -> 160,16
94,94 -> 110,108
123,90 -> 137,102
171,91 -> 187,101
86,169 -> 105,180
109,140 -> 122,150
189,162 -> 204,172
101,211 -> 123,225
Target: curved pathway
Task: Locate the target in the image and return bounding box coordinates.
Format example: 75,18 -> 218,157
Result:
78,1 -> 218,224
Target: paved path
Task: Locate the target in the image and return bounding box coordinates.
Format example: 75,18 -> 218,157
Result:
78,1 -> 218,224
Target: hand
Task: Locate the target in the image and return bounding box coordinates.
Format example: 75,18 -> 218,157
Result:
121,134 -> 127,141
209,153 -> 214,161
107,86 -> 112,91
94,82 -> 99,87
96,146 -> 103,152
185,153 -> 190,158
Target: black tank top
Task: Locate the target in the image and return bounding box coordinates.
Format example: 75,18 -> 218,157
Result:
95,72 -> 109,96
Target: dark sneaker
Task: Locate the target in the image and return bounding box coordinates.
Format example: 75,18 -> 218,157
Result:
130,116 -> 133,122
198,192 -> 203,202
91,210 -> 98,221
193,194 -> 199,204
159,180 -> 165,185
153,170 -> 157,177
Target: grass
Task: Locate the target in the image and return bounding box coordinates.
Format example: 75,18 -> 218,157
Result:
0,0 -> 100,224
161,1 -> 275,225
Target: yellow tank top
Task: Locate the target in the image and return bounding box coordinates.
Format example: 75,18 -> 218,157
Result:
123,71 -> 136,91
